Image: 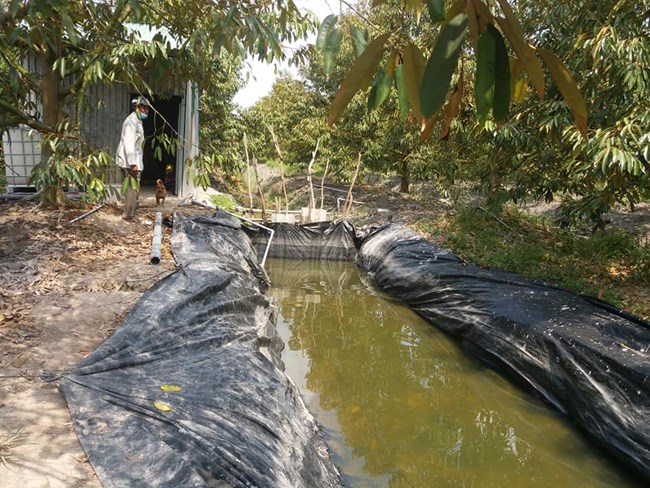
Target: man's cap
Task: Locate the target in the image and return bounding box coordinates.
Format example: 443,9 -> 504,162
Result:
131,96 -> 151,108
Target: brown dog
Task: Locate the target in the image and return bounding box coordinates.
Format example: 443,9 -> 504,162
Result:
155,179 -> 167,206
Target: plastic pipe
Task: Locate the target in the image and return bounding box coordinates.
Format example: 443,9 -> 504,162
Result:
191,199 -> 274,267
69,203 -> 106,224
150,212 -> 163,265
336,197 -> 365,211
227,210 -> 274,267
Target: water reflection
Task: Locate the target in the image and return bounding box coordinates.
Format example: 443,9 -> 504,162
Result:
266,259 -> 637,488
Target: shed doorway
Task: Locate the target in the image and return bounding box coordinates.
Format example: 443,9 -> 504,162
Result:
132,94 -> 181,195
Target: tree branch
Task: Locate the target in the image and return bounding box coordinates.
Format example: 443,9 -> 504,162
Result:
339,0 -> 382,32
0,98 -> 54,133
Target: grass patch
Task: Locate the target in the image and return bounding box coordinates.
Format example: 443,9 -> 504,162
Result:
264,158 -> 305,178
209,193 -> 238,212
418,205 -> 650,320
0,429 -> 27,467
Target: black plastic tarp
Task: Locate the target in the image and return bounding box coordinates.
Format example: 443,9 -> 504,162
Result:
61,212 -> 340,488
356,224 -> 650,480
243,220 -> 359,261
61,215 -> 650,485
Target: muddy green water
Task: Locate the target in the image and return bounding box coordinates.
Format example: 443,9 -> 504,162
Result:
265,259 -> 639,488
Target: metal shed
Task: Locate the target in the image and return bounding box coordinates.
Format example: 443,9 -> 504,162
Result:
2,31 -> 200,198
2,82 -> 199,198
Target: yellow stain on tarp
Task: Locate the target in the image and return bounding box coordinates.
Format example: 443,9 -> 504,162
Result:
153,402 -> 172,412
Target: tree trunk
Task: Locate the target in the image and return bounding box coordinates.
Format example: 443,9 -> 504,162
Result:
489,148 -> 502,192
399,159 -> 410,193
41,47 -> 60,160
40,40 -> 66,205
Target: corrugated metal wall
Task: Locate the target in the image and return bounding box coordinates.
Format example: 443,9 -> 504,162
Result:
79,83 -> 130,186
2,51 -> 196,196
1,82 -> 129,188
80,83 -> 129,155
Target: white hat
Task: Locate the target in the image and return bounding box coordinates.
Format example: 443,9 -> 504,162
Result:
131,96 -> 151,108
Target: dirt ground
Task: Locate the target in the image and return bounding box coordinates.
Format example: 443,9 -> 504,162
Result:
0,181 -> 648,487
0,190 -> 206,487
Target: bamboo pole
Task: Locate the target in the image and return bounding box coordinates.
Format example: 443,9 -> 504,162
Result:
343,152 -> 362,219
251,156 -> 267,222
307,137 -> 321,210
243,133 -> 253,215
320,160 -> 330,210
266,123 -> 289,212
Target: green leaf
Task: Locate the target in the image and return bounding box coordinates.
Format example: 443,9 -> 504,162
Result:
395,64 -> 410,122
328,32 -> 391,125
235,39 -> 246,59
492,25 -> 510,122
405,0 -> 424,23
475,24 -> 510,122
316,14 -> 338,51
129,0 -> 142,19
9,68 -> 20,94
222,6 -> 237,28
402,40 -> 426,121
494,0 -> 545,99
323,28 -> 343,78
10,0 -> 20,17
420,13 -> 468,118
427,0 -> 446,22
475,26 -> 496,120
266,30 -> 282,59
374,68 -> 393,109
350,25 -> 369,58
367,85 -> 378,113
367,67 -> 393,113
537,47 -> 588,136
444,0 -> 466,22
61,13 -> 79,45
188,31 -> 198,50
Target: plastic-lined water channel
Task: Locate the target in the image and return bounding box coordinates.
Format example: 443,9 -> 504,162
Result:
266,258 -> 639,487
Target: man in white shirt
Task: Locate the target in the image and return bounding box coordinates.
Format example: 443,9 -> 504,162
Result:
116,96 -> 150,220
